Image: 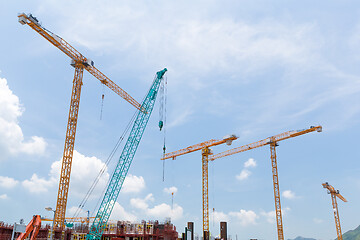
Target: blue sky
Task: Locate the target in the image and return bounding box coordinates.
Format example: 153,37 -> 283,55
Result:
1,1 -> 360,239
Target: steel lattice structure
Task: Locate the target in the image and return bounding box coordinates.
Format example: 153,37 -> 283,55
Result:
209,125 -> 322,240
87,68 -> 167,240
18,13 -> 143,229
322,182 -> 347,240
161,135 -> 238,240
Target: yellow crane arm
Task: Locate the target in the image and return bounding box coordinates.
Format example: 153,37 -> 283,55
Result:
18,13 -> 143,112
209,126 -> 322,161
322,182 -> 347,240
322,183 -> 347,202
18,12 -> 145,229
161,135 -> 238,160
18,13 -> 84,61
160,134 -> 237,240
205,125 -> 321,240
337,193 -> 347,203
86,66 -> 144,111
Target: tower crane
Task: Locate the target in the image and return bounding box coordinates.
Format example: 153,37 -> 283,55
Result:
18,13 -> 144,229
322,182 -> 347,240
208,126 -> 322,240
160,134 -> 238,240
87,68 -> 167,240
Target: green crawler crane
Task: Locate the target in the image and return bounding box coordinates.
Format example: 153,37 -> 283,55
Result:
87,68 -> 167,240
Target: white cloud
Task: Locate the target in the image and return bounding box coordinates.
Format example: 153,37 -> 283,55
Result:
163,186 -> 178,195
66,206 -> 88,218
236,169 -> 251,181
211,209 -> 258,227
51,150 -> 109,198
33,3 -> 322,83
68,201 -> 138,222
261,210 -> 276,224
130,193 -> 154,210
30,2 -> 360,134
130,198 -> 149,210
147,203 -> 183,221
0,194 -> 8,200
53,7 -> 317,74
244,158 -> 257,168
313,218 -> 323,224
282,190 -> 296,199
229,210 -> 258,226
122,174 -> 146,193
0,176 -> 19,189
0,77 -> 47,160
130,193 -> 183,220
111,202 -> 137,221
0,78 -> 22,121
144,193 -> 155,201
22,150 -> 109,196
167,108 -> 193,129
236,158 -> 257,181
211,211 -> 230,223
19,136 -> 47,155
261,207 -> 290,224
22,174 -> 55,193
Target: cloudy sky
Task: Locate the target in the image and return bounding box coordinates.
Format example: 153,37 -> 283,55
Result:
1,1 -> 360,239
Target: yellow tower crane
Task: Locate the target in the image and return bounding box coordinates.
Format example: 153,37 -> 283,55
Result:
161,134 -> 238,240
322,182 -> 347,240
208,125 -> 322,240
18,13 -> 143,229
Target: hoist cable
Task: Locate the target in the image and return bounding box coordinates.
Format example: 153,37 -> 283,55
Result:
100,84 -> 105,120
71,81 -> 153,221
89,112 -> 136,217
70,111 -> 136,221
161,76 -> 167,182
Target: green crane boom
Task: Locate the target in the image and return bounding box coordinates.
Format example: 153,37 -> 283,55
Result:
87,68 -> 167,240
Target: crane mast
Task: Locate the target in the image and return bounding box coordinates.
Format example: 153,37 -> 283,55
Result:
162,126 -> 320,240
322,182 -> 347,240
270,141 -> 283,239
55,63 -> 84,229
202,147 -> 211,238
18,13 -> 143,229
87,68 -> 167,240
208,125 -> 322,240
161,135 -> 238,240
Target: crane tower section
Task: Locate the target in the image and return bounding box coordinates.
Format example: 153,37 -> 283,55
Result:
322,182 -> 347,240
87,68 -> 167,240
18,12 -> 143,229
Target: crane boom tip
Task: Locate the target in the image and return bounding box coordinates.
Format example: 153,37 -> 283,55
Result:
18,13 -> 27,25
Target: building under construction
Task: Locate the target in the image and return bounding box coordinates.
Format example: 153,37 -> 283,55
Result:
0,220 -> 178,240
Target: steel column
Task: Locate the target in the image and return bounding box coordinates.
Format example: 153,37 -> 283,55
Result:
270,141 -> 284,240
331,193 -> 343,240
54,63 -> 84,229
202,147 -> 211,240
